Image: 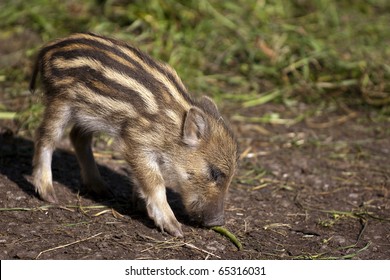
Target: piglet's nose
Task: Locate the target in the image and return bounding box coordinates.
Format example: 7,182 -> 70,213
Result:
203,216 -> 225,228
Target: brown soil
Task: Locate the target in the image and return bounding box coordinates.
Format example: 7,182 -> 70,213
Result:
1,101 -> 389,260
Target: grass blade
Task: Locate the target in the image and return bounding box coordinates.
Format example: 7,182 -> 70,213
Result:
0,112 -> 16,120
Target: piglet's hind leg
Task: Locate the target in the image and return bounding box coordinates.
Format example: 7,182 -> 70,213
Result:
32,103 -> 70,203
70,125 -> 111,197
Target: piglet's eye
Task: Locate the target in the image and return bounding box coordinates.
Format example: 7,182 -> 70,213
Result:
209,164 -> 225,183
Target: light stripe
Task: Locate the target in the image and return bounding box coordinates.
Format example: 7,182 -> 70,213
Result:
52,57 -> 159,113
42,33 -> 113,52
47,43 -> 137,72
117,45 -> 191,110
72,33 -> 116,47
69,82 -> 138,118
164,109 -> 181,126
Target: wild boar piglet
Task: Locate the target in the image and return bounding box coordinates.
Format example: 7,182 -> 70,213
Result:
30,33 -> 238,237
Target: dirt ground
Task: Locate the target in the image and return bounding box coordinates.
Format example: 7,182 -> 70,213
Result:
1,99 -> 389,260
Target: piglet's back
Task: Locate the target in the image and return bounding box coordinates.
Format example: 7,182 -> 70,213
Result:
31,33 -> 193,118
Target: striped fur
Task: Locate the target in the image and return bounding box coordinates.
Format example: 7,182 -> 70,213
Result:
30,33 -> 238,237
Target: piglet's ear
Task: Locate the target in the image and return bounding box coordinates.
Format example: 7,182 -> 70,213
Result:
199,96 -> 220,118
182,107 -> 208,147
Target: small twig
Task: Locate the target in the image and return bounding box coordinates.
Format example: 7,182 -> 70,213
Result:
94,209 -> 111,216
306,102 -> 358,129
140,237 -> 181,253
111,208 -> 125,219
35,232 -> 103,259
362,89 -> 390,106
58,206 -> 76,212
306,111 -> 357,129
183,243 -> 221,259
0,205 -> 53,212
76,193 -> 89,216
356,218 -> 368,244
263,223 -> 291,230
239,146 -> 252,161
0,207 -> 33,211
251,183 -> 269,191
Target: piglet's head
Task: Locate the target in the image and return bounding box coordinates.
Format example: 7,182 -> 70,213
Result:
176,96 -> 238,227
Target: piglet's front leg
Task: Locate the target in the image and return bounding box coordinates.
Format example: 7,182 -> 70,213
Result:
144,186 -> 183,237
127,150 -> 183,237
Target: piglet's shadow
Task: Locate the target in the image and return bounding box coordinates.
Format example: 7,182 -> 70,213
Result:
0,132 -> 191,232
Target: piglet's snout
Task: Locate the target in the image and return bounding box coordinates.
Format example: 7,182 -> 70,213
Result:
203,214 -> 225,227
202,198 -> 225,227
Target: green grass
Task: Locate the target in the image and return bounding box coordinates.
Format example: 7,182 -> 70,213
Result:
0,0 -> 389,133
